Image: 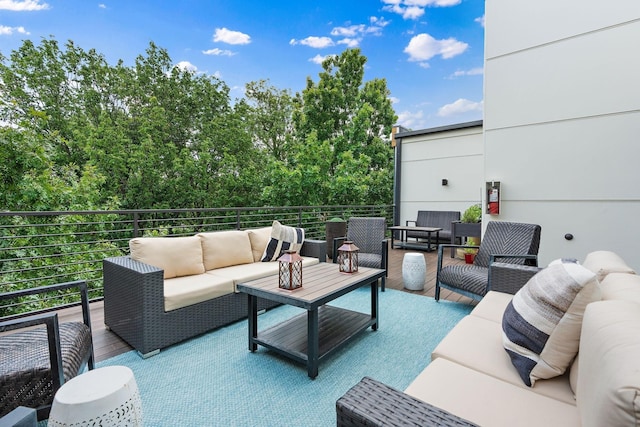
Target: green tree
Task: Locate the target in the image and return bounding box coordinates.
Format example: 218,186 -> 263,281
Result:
269,48 -> 397,206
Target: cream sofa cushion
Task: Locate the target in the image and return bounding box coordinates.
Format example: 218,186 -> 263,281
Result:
163,274 -> 235,312
198,230 -> 254,270
469,291 -> 512,323
405,358 -> 580,427
130,236 -> 205,279
577,300 -> 640,427
599,272 -> 640,303
247,227 -> 272,262
209,256 -> 320,291
582,250 -> 635,282
432,315 -> 575,404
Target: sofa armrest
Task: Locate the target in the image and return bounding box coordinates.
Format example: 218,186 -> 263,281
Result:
488,262 -> 541,294
102,256 -> 166,353
300,239 -> 326,262
336,376 -> 478,427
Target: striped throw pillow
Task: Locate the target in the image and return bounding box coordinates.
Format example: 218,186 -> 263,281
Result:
502,258 -> 601,386
260,220 -> 305,262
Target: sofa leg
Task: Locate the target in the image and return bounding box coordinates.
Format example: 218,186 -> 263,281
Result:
435,284 -> 440,301
138,349 -> 160,359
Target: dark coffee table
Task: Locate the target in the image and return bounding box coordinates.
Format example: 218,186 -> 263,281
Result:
237,263 -> 385,379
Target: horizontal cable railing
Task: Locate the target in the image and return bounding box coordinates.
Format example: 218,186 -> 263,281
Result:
0,205 -> 393,317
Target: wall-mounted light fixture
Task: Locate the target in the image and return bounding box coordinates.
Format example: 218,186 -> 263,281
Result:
441,179 -> 448,186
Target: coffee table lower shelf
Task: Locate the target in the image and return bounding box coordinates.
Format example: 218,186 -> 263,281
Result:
253,305 -> 375,369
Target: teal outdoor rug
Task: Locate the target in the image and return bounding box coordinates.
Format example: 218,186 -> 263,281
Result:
98,288 -> 472,426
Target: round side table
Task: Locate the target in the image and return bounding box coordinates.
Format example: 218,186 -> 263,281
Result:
48,365 -> 143,426
403,253 -> 426,291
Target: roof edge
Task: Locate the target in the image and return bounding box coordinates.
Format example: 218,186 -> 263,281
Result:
395,120 -> 483,139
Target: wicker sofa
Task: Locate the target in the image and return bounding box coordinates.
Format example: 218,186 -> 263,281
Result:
337,251 -> 640,426
406,210 -> 460,244
103,224 -> 325,357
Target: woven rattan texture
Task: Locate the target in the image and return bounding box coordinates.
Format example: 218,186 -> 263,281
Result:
104,256 -> 282,355
437,221 -> 541,299
336,376 -> 478,427
0,322 -> 91,417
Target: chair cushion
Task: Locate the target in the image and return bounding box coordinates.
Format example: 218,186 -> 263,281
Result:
599,272 -> 640,303
198,230 -> 254,270
0,322 -> 92,416
247,227 -> 272,262
358,253 -> 382,269
576,300 -> 640,427
582,250 -> 635,282
502,258 -> 600,386
261,220 -> 305,262
438,264 -> 490,297
130,236 -> 205,279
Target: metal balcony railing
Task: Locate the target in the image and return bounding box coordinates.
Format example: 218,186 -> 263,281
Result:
0,205 -> 394,316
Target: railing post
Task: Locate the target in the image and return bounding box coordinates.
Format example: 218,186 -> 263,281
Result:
133,212 -> 140,238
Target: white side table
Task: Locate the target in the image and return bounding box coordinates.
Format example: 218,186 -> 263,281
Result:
403,253 -> 426,291
48,365 -> 143,426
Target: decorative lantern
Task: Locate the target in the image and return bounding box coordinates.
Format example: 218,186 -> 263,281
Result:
278,250 -> 303,290
337,240 -> 359,273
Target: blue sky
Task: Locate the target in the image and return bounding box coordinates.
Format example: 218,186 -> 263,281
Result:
0,0 -> 485,130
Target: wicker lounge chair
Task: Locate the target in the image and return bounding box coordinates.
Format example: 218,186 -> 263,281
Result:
333,217 -> 389,291
435,221 -> 541,301
0,281 -> 95,420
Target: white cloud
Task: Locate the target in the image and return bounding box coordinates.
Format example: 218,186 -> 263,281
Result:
98,4 -> 106,9
331,24 -> 365,38
396,109 -> 425,129
337,37 -> 360,47
309,54 -> 335,64
293,16 -> 389,50
437,98 -> 483,117
174,61 -> 198,73
0,25 -> 29,35
404,33 -> 468,65
202,48 -> 235,56
213,27 -> 251,45
475,15 -> 485,27
382,0 -> 460,20
290,36 -> 334,48
389,96 -> 400,104
0,0 -> 49,10
450,67 -> 483,78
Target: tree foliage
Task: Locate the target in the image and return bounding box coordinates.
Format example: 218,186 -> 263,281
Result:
1,39 -> 396,211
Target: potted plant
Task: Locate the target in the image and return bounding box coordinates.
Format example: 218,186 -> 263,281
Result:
325,217 -> 347,260
453,204 -> 482,259
463,237 -> 480,264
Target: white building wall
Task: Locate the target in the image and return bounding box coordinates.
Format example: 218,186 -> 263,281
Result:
483,0 -> 640,268
398,124 -> 483,227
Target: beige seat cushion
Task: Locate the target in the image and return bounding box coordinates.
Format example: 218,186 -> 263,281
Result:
164,274 -> 235,311
582,250 -> 635,282
247,227 -> 273,262
130,236 -> 205,279
198,230 -> 254,270
576,300 -> 640,427
405,358 -> 580,427
599,272 -> 640,303
469,291 -> 513,323
432,315 -> 576,404
210,256 -> 319,291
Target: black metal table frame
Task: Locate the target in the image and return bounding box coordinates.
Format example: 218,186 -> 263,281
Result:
238,267 -> 385,379
388,226 -> 442,252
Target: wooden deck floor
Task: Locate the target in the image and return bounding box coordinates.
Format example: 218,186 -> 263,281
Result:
60,243 -> 474,363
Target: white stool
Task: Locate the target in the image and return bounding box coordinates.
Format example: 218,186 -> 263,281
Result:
402,253 -> 426,291
48,366 -> 142,426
